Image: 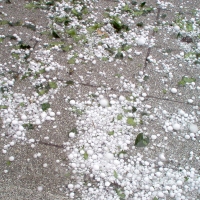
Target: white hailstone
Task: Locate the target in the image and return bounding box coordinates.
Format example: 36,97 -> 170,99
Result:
99,98 -> 109,107
159,153 -> 166,161
105,153 -> 114,160
114,159 -> 120,165
171,88 -> 177,93
4,170 -> 8,173
136,37 -> 146,45
12,120 -> 18,125
43,163 -> 48,168
187,99 -> 193,104
185,135 -> 190,139
29,138 -> 35,143
190,133 -> 195,138
16,131 -> 22,136
151,135 -> 157,140
174,25 -> 180,31
37,186 -> 43,192
68,184 -> 74,189
167,126 -> 173,131
119,96 -> 125,101
21,114 -> 27,120
10,141 -> 15,146
105,181 -> 110,187
177,180 -> 183,185
68,154 -> 74,159
9,156 -> 15,161
70,193 -> 74,198
173,123 -> 181,131
70,100 -> 76,105
157,191 -> 164,198
41,112 -> 47,119
87,150 -> 93,155
2,149 -> 7,154
35,119 -> 41,125
93,164 -> 99,170
69,132 -> 75,138
49,112 -> 55,117
189,124 -> 198,133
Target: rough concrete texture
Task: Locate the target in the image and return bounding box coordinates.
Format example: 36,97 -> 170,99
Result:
0,0 -> 200,200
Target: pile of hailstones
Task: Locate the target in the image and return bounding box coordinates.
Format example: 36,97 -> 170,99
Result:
66,81 -> 200,200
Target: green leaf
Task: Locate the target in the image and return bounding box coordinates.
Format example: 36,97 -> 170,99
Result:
19,43 -> 31,49
127,117 -> 137,126
48,81 -> 57,89
186,22 -> 193,32
108,131 -> 114,136
114,170 -> 118,178
52,30 -> 60,38
0,20 -> 9,26
19,102 -> 25,107
23,24 -> 36,31
0,37 -> 4,43
137,22 -> 144,27
115,52 -> 123,59
83,152 -> 88,160
161,14 -> 167,19
178,76 -> 196,86
69,128 -> 78,134
23,123 -> 34,130
87,23 -> 102,33
66,80 -> 74,86
143,75 -> 149,81
0,105 -> 8,109
67,28 -> 77,37
140,2 -> 146,7
116,189 -> 125,199
117,114 -> 123,120
132,107 -> 137,113
135,133 -> 150,147
11,53 -> 20,60
6,161 -> 11,166
184,176 -> 189,181
8,21 -> 22,26
21,72 -> 32,80
41,102 -> 50,111
153,197 -> 158,200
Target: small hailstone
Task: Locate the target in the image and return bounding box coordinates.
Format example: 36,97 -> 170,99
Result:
167,126 -> 173,131
99,98 -> 109,107
157,191 -> 164,198
173,123 -> 181,131
68,184 -> 74,189
189,124 -> 198,133
69,132 -> 75,138
37,186 -> 43,192
70,100 -> 76,105
159,153 -> 166,161
136,37 -> 146,45
185,135 -> 190,139
187,99 -> 193,104
105,181 -> 110,187
43,163 -> 48,168
93,164 -> 99,170
174,25 -> 180,31
171,88 -> 177,93
9,156 -> 15,161
151,135 -> 157,140
4,170 -> 8,173
119,96 -> 125,101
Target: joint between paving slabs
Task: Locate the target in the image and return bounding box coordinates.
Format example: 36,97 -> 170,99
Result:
144,7 -> 161,70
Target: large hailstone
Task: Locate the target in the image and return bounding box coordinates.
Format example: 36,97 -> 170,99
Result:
189,124 -> 198,133
136,37 -> 146,45
99,98 -> 109,107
